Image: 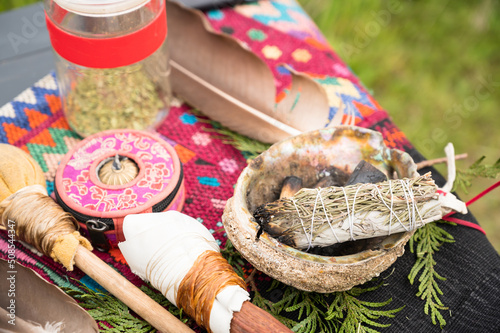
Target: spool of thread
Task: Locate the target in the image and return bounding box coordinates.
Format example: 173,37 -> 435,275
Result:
55,129 -> 185,251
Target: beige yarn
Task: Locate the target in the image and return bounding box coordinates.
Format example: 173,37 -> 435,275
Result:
0,144 -> 92,270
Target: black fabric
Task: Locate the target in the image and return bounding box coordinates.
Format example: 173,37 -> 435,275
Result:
356,148 -> 500,332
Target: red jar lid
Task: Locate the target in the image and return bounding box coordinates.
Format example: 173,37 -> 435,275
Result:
45,0 -> 167,68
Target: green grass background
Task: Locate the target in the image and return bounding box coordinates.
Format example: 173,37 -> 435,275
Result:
0,0 -> 38,12
3,0 -> 499,251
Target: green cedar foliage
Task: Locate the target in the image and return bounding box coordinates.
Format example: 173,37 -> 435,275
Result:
212,126 -> 271,160
248,280 -> 403,333
454,156 -> 500,193
192,111 -> 271,160
409,155 -> 499,327
220,240 -> 403,333
63,282 -> 189,332
220,238 -> 246,278
408,221 -> 455,328
326,286 -> 403,333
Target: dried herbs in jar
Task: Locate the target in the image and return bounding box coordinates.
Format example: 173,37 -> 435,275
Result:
65,65 -> 167,137
45,0 -> 171,137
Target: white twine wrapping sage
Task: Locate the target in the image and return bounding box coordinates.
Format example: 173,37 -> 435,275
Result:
255,172 -> 467,249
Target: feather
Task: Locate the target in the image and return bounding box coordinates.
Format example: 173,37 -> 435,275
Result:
0,259 -> 98,333
166,1 -> 332,143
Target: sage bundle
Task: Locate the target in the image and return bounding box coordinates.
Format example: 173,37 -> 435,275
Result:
254,173 -> 448,250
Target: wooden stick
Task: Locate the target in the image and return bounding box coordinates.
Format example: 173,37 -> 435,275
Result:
231,301 -> 292,332
231,268 -> 292,332
76,246 -> 291,333
75,246 -> 194,333
416,153 -> 468,170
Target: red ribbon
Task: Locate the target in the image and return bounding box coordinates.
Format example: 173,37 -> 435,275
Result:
441,180 -> 500,235
45,2 -> 167,68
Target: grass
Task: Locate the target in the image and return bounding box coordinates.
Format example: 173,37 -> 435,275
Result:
0,0 -> 38,12
3,1 -> 498,251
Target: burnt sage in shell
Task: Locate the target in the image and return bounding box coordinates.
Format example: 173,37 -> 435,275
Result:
224,126 -> 467,293
254,160 -> 442,250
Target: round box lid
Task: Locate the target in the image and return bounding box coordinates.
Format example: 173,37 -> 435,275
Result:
55,129 -> 183,222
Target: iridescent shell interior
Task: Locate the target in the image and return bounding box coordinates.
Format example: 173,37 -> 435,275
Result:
222,126 -> 419,292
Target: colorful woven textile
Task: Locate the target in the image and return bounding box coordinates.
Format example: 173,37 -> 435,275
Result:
1,0 -> 499,332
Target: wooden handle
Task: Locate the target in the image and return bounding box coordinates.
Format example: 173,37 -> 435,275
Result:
75,246 -> 194,333
231,301 -> 292,333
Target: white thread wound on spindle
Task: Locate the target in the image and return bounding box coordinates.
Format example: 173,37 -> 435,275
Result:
291,197 -> 312,250
316,188 -> 340,243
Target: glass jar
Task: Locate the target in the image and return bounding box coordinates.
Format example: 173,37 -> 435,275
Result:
44,0 -> 171,137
